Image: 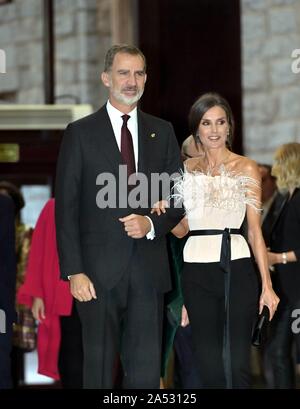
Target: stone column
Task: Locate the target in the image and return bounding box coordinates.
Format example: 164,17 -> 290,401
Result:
241,0 -> 300,163
111,0 -> 136,45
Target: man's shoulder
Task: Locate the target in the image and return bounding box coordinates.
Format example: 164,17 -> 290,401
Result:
67,105 -> 106,129
139,110 -> 172,128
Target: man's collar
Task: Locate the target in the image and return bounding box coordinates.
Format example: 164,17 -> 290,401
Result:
106,100 -> 137,119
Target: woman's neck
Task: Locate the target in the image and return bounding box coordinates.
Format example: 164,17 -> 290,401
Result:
203,148 -> 230,171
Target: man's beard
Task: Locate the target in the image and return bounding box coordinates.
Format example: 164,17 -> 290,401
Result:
110,86 -> 144,106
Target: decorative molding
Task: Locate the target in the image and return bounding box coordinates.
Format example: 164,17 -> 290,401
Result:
0,104 -> 93,130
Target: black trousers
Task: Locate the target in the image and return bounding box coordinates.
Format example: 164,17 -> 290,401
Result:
173,325 -> 202,388
182,258 -> 258,389
11,346 -> 24,388
58,303 -> 83,389
76,260 -> 164,389
264,298 -> 300,388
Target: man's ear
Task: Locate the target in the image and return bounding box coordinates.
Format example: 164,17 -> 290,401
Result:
101,72 -> 110,87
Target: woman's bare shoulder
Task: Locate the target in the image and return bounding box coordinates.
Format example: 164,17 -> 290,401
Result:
230,154 -> 259,178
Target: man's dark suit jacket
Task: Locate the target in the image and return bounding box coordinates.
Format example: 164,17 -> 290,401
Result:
55,105 -> 183,292
261,192 -> 286,248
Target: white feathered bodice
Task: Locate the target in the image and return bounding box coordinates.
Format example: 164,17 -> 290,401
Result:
172,165 -> 261,263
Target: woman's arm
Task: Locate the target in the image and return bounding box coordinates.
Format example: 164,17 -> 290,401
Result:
247,209 -> 272,289
245,160 -> 280,319
31,297 -> 45,321
171,217 -> 189,238
151,201 -> 189,238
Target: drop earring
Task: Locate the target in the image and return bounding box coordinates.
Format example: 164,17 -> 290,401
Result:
226,131 -> 232,149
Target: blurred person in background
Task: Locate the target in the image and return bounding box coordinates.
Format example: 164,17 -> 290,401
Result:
0,181 -> 33,387
0,193 -> 16,388
181,134 -> 203,161
266,143 -> 300,388
254,165 -> 286,387
258,164 -> 286,248
18,199 -> 83,388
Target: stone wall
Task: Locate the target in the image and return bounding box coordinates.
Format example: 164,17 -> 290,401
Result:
1,0 -> 299,156
0,0 -> 113,108
241,0 -> 300,163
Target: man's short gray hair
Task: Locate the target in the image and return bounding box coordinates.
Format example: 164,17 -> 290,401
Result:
104,44 -> 147,72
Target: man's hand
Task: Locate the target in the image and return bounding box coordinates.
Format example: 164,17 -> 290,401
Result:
69,273 -> 97,302
119,214 -> 151,238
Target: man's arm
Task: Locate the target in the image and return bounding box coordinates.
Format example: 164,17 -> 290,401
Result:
55,124 -> 84,280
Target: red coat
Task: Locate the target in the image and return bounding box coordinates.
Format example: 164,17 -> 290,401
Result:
18,198 -> 73,380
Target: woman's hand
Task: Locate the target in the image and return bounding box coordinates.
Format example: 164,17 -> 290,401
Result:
31,297 -> 45,322
181,305 -> 190,327
259,286 -> 280,320
150,200 -> 169,216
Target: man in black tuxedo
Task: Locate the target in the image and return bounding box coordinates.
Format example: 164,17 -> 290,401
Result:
0,193 -> 16,389
256,164 -> 286,387
55,44 -> 183,388
259,164 -> 285,248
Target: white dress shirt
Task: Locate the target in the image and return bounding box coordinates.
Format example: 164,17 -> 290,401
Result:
106,100 -> 139,171
106,101 -> 155,240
